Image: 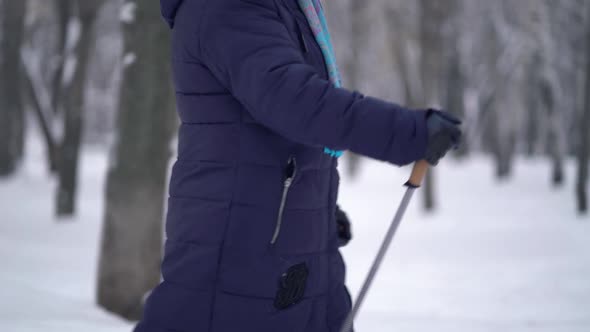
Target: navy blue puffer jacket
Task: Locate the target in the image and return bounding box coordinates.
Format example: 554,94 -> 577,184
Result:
136,1 -> 428,331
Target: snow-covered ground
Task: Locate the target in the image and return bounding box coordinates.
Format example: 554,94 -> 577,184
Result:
0,142 -> 133,332
340,159 -> 590,332
1,139 -> 589,332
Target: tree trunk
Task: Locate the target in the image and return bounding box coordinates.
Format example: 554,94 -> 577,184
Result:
97,0 -> 176,320
446,48 -> 468,157
540,80 -> 565,187
55,1 -> 100,216
489,102 -> 516,179
22,60 -> 59,172
345,0 -> 367,179
576,5 -> 590,214
51,0 -> 73,112
419,0 -> 455,211
578,103 -> 589,214
0,0 -> 26,176
525,54 -> 543,157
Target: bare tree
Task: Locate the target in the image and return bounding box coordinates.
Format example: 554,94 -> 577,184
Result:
344,0 -> 369,178
445,45 -> 467,157
50,0 -> 73,112
20,0 -> 60,172
577,3 -> 590,214
418,0 -> 458,210
97,0 -> 176,320
55,0 -> 103,216
22,58 -> 59,171
524,53 -> 543,157
0,0 -> 26,176
384,1 -> 422,109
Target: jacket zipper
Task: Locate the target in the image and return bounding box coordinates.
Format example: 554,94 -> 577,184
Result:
270,157 -> 297,245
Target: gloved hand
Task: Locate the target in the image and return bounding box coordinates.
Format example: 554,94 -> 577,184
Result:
336,205 -> 352,247
424,109 -> 462,166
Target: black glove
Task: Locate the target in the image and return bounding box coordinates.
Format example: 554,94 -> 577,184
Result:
424,109 -> 462,166
336,205 -> 352,247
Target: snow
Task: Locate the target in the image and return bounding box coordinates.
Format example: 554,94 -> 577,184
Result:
122,53 -> 136,67
0,137 -> 588,331
0,139 -> 133,332
119,2 -> 137,24
63,18 -> 82,87
65,18 -> 82,54
339,158 -> 590,332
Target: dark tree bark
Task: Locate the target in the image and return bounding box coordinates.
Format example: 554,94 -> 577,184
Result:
475,2 -> 517,180
97,0 -> 176,320
419,0 -> 456,211
55,0 -> 101,216
51,0 -> 73,112
578,103 -> 589,214
487,95 -> 515,179
0,0 -> 26,176
576,6 -> 590,214
492,122 -> 516,179
525,54 -> 543,157
22,62 -> 59,172
542,80 -> 565,187
344,0 -> 367,179
446,47 -> 468,157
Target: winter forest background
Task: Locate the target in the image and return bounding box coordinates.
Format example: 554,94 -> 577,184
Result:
1,0 -> 589,331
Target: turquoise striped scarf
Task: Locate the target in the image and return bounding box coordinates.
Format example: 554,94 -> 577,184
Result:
297,0 -> 344,158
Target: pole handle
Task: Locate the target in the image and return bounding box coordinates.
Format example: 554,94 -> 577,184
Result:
406,160 -> 429,188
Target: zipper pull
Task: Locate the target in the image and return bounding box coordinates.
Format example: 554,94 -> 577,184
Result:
270,157 -> 297,245
285,157 -> 297,181
284,177 -> 293,188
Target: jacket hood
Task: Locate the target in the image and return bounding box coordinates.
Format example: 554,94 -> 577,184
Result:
160,0 -> 184,28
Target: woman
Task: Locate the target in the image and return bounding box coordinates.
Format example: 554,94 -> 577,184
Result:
136,0 -> 461,331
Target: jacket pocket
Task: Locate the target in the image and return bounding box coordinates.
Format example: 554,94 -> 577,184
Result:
270,157 -> 297,245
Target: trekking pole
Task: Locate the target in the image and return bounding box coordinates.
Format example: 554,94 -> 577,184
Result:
340,160 -> 429,332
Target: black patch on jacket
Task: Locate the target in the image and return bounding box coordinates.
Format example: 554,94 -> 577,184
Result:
274,263 -> 308,310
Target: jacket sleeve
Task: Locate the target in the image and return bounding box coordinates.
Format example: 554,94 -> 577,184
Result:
197,0 -> 427,165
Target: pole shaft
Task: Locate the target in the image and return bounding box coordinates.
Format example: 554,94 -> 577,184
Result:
340,187 -> 417,332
